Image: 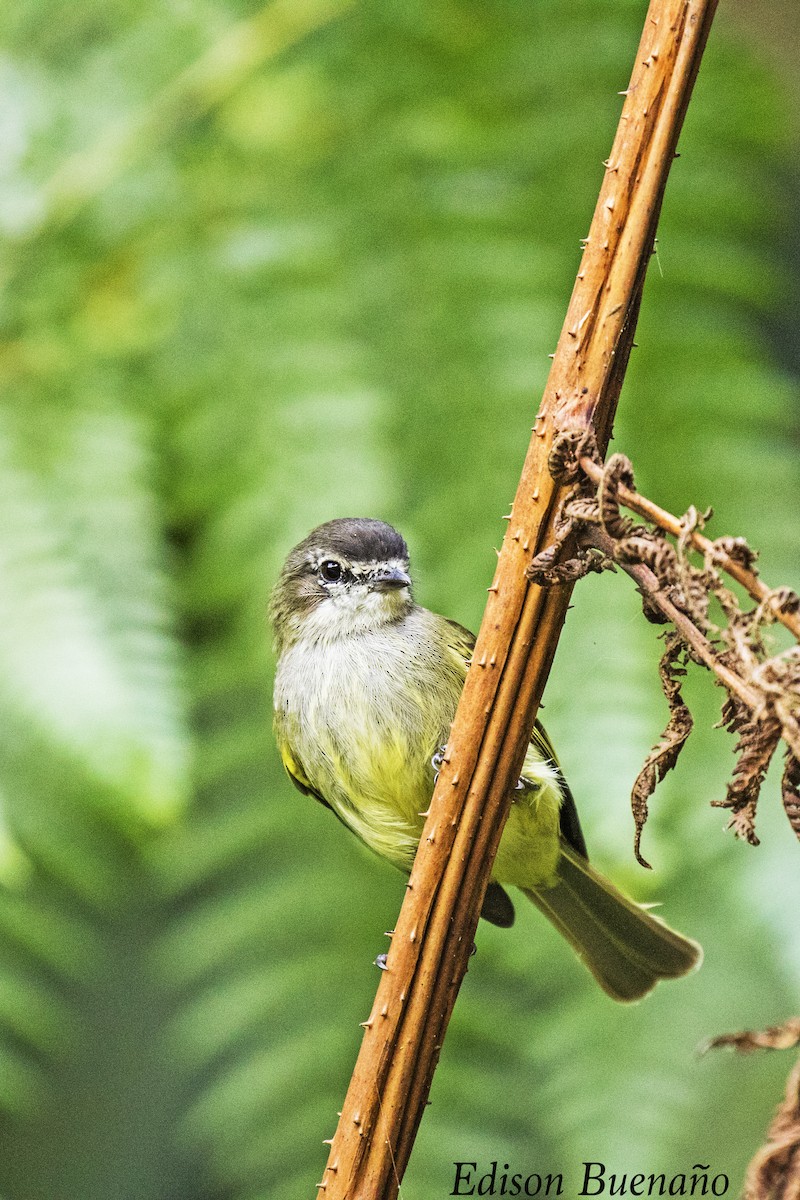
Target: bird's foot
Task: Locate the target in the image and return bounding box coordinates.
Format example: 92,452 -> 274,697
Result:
513,773 -> 538,798
431,745 -> 448,784
432,744 -> 529,795
374,930 -> 395,970
376,944 -> 476,970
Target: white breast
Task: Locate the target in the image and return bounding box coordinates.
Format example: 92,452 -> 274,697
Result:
273,614 -> 461,870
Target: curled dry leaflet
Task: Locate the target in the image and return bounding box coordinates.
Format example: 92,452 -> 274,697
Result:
527,430 -> 800,866
702,1021 -> 800,1200
744,1057 -> 800,1200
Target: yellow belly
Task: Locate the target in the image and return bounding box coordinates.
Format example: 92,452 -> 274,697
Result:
493,760 -> 563,890
329,731 -> 432,871
326,735 -> 564,890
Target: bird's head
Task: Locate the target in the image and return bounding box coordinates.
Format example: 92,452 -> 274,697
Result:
270,518 -> 414,649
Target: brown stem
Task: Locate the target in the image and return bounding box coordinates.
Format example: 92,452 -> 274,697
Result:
318,2 -> 719,1195
579,455 -> 800,642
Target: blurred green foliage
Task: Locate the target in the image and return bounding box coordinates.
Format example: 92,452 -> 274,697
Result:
0,1 -> 798,1198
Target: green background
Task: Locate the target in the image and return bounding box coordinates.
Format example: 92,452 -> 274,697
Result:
0,1 -> 798,1197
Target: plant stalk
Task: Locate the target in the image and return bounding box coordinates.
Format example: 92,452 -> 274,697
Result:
318,3 -> 719,1195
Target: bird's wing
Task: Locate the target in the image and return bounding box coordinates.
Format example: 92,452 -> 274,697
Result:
278,741 -> 333,812
532,720 -> 588,859
445,619 -> 589,861
443,618 -> 476,672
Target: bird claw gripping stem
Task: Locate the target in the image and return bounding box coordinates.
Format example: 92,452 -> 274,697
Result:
375,944 -> 476,970
433,744 -> 529,795
431,746 -> 447,784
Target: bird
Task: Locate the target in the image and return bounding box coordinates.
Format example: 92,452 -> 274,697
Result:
270,516 -> 701,1001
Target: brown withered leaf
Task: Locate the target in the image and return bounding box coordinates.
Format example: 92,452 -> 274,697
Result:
527,547 -> 614,586
615,531 -> 677,574
572,449 -> 800,856
564,496 -> 602,525
754,651 -> 800,762
631,633 -> 693,869
639,591 -> 671,626
727,799 -> 761,847
772,588 -> 800,617
704,1018 -> 800,1055
745,1056 -> 800,1200
547,426 -> 600,484
598,453 -> 640,540
783,755 -> 800,842
755,587 -> 800,628
717,652 -> 752,735
703,1021 -> 800,1200
712,715 -> 782,846
712,535 -> 759,573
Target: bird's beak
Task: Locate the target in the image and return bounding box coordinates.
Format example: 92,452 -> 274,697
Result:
373,567 -> 412,592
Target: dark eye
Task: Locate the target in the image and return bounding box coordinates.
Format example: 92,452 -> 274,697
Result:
319,560 -> 342,582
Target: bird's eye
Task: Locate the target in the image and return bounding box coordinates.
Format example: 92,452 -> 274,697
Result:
319,560 -> 342,582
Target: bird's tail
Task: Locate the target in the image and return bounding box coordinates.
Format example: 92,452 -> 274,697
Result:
522,844 -> 701,1002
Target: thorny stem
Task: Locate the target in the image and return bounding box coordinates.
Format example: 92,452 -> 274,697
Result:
319,2 -> 720,1197
579,455 -> 800,642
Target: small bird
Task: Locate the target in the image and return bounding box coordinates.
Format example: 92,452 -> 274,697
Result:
270,517 -> 700,1001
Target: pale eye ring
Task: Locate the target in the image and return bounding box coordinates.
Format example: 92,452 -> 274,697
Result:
319,560 -> 342,583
